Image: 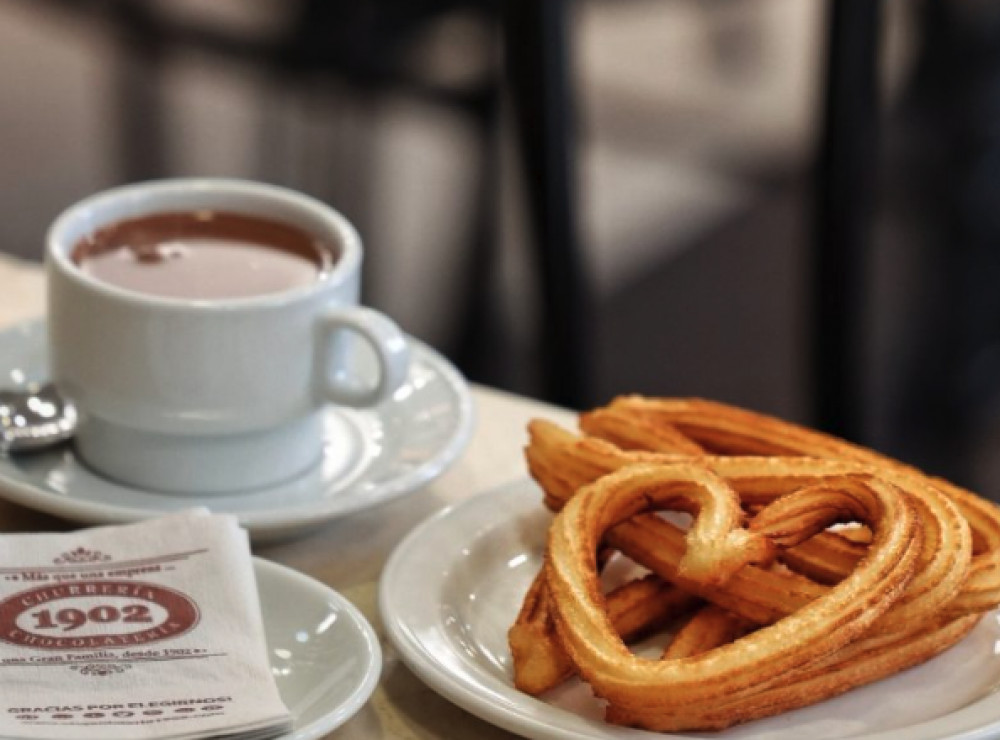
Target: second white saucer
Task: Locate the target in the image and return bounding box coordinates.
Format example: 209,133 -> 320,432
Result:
257,558 -> 381,739
0,320 -> 474,540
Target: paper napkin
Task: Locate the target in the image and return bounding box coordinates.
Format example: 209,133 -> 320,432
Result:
0,511 -> 292,739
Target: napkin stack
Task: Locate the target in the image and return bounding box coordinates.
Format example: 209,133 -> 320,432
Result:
0,511 -> 292,739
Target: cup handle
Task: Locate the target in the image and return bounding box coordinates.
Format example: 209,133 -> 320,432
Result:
316,306 -> 410,407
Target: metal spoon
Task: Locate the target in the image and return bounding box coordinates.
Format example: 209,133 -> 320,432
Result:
0,383 -> 78,454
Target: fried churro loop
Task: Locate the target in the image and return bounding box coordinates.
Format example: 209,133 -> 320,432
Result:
545,462 -> 920,722
508,396 -> 1000,731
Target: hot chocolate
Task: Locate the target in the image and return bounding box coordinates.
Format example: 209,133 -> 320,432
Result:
71,211 -> 334,300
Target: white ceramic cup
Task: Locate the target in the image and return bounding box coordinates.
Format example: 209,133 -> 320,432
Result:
46,178 -> 410,495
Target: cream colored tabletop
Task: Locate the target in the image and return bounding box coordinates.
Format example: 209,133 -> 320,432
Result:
0,253 -> 575,739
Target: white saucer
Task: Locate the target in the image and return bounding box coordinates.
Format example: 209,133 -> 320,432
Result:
0,320 -> 474,540
256,557 -> 380,739
381,479 -> 1000,740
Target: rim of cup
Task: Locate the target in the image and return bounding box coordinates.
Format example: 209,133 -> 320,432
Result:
46,178 -> 362,312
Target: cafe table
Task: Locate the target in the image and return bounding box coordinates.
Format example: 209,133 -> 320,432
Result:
0,252 -> 574,739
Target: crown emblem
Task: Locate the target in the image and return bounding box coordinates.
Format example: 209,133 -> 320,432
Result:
53,547 -> 111,565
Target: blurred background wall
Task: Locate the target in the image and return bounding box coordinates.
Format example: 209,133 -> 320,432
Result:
2,0 -> 999,497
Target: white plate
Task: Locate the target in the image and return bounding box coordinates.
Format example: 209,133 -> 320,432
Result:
380,479 -> 1000,740
0,320 -> 474,540
257,557 -> 380,739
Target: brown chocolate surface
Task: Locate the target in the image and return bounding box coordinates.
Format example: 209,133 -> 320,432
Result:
72,211 -> 335,300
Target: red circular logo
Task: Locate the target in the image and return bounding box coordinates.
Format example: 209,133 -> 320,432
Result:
0,581 -> 199,649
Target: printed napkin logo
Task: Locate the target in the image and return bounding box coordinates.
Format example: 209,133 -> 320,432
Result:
0,581 -> 200,650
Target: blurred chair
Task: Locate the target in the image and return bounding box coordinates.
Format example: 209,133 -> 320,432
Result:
34,0 -> 594,407
25,0 -> 891,422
